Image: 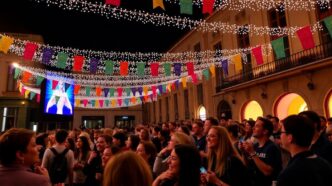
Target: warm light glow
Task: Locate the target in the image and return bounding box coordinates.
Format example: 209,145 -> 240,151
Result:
198,106 -> 207,121
275,93 -> 308,120
328,92 -> 332,117
243,101 -> 263,121
12,62 -> 19,68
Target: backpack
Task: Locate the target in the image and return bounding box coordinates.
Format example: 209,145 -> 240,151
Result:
49,147 -> 69,184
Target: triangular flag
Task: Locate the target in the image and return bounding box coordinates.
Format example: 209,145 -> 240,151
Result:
209,64 -> 215,77
74,85 -> 81,95
137,62 -> 145,76
120,61 -> 129,76
14,68 -> 21,79
37,94 -> 40,103
131,96 -> 137,104
125,88 -> 131,96
110,88 -> 115,97
131,87 -> 137,96
0,36 -> 14,53
252,46 -> 264,65
232,54 -> 242,73
181,77 -> 187,88
323,16 -> 332,39
150,63 -> 159,77
202,0 -> 215,15
22,71 -> 32,82
138,87 -> 143,96
111,99 -> 117,107
163,63 -> 171,76
57,52 -> 68,69
186,62 -> 194,75
139,96 -> 144,103
64,83 -> 71,92
96,86 -> 102,97
73,55 -> 85,72
105,100 -> 110,107
90,58 -> 99,74
36,76 -> 44,86
42,48 -> 54,65
171,82 -> 176,91
105,0 -> 121,6
25,90 -> 30,99
83,99 -> 88,107
52,80 -> 59,90
143,86 -> 149,96
175,80 -> 179,89
153,0 -> 165,10
296,26 -> 315,50
103,88 -> 110,97
117,99 -> 122,106
55,96 -> 60,104
95,99 -> 100,108
152,86 -> 157,96
29,92 -> 36,100
75,99 -> 81,107
203,69 -> 210,80
124,98 -> 130,106
221,59 -> 229,76
21,87 -> 26,96
174,63 -> 182,76
23,42 -> 38,61
144,95 -> 149,102
162,84 -> 167,93
91,100 -> 96,107
191,74 -> 198,84
180,0 -> 193,15
86,86 -> 91,96
99,100 -> 104,108
117,87 -> 123,97
158,85 -> 163,94
149,94 -> 154,101
105,60 -> 114,75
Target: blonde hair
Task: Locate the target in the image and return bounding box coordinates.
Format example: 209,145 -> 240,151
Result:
173,132 -> 194,145
207,126 -> 242,177
103,151 -> 153,186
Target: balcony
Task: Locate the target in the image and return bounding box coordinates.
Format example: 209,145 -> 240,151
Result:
216,41 -> 332,92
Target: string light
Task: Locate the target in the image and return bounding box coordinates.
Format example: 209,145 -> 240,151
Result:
33,0 -> 326,32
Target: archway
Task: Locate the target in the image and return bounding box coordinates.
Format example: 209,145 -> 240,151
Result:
274,93 -> 308,120
242,100 -> 263,121
324,89 -> 332,118
217,100 -> 232,119
198,105 -> 207,121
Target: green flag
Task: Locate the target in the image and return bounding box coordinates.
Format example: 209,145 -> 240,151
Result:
105,100 -> 110,106
163,63 -> 171,76
91,100 -> 95,107
29,92 -> 36,100
324,16 -> 332,39
180,0 -> 193,15
109,88 -> 115,97
57,52 -> 68,69
271,37 -> 286,59
36,76 -> 44,86
14,68 -> 21,79
137,62 -> 145,76
125,88 -> 131,96
203,69 -> 210,80
86,87 -> 91,96
55,96 -> 60,104
105,60 -> 114,75
162,84 -> 167,93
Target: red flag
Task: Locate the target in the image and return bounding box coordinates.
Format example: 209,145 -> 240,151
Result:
117,87 -> 123,97
252,46 -> 264,65
99,100 -> 104,107
73,55 -> 85,72
150,63 -> 159,77
23,42 -> 38,61
152,85 -> 157,96
22,71 -> 32,82
296,26 -> 315,50
83,99 -> 88,107
191,73 -> 198,84
186,62 -> 194,75
105,0 -> 120,6
120,61 -> 128,76
202,0 -> 215,15
37,94 -> 40,103
52,80 -> 59,90
74,85 -> 81,95
96,86 -> 102,97
117,98 -> 122,106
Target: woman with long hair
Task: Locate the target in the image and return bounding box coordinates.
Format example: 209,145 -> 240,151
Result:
136,141 -> 157,170
202,126 -> 250,186
73,136 -> 91,185
152,144 -> 200,186
126,134 -> 140,151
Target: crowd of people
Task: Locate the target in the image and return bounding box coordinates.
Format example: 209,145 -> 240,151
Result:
1,110 -> 332,186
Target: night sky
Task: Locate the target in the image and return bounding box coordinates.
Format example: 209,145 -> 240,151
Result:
0,0 -> 205,53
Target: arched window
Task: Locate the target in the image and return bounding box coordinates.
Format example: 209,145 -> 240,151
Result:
198,106 -> 207,121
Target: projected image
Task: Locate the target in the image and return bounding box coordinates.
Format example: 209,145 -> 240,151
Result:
44,77 -> 74,116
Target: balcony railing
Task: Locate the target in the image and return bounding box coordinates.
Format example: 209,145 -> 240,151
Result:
216,41 -> 332,92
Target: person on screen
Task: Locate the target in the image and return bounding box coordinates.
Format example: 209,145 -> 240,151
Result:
46,81 -> 73,115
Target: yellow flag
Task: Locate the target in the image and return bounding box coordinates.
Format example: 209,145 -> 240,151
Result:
232,54 -> 242,73
0,36 -> 14,54
153,0 -> 165,10
95,100 -> 99,108
75,99 -> 81,107
209,64 -> 216,77
143,86 -> 149,96
111,99 -> 116,107
25,90 -> 30,98
167,83 -> 172,92
181,77 -> 187,88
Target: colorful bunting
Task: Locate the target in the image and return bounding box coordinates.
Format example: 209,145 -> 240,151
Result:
138,87 -> 143,96
57,52 -> 68,69
120,61 -> 129,76
42,48 -> 54,65
203,69 -> 210,80
99,100 -> 104,108
174,63 -> 182,76
117,87 -> 123,97
90,58 -> 99,74
150,63 -> 159,77
111,99 -> 116,107
131,96 -> 137,104
125,88 -> 131,96
152,86 -> 157,96
143,86 -> 149,96
73,55 -> 85,72
296,26 -> 315,50
232,54 -> 242,73
131,87 -> 137,96
75,99 -> 81,107
117,99 -> 122,106
180,0 -> 193,15
175,80 -> 179,89
23,42 -> 38,61
86,87 -> 91,96
83,99 -> 88,107
181,77 -> 187,88
186,62 -> 194,75
25,90 -> 30,99
0,36 -> 14,53
29,92 -> 36,100
124,98 -> 130,106
153,0 -> 165,10
110,88 -> 115,97
52,80 -> 59,90
202,0 -> 215,14
271,37 -> 286,59
64,83 -> 71,92
105,100 -> 110,107
14,68 -> 21,79
105,0 -> 120,6
209,64 -> 215,77
323,16 -> 332,39
191,73 -> 198,84
252,46 -> 264,65
105,60 -> 114,75
37,94 -> 41,103
96,86 -> 102,97
74,85 -> 81,95
221,59 -> 229,76
91,100 -> 96,107
158,85 -> 163,94
163,63 -> 171,76
137,62 -> 145,76
103,88 -> 110,97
